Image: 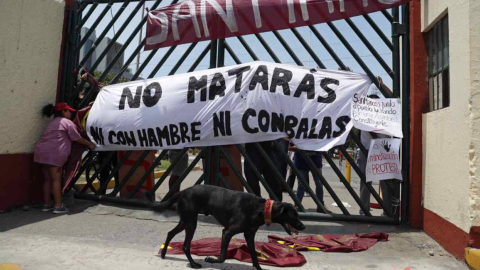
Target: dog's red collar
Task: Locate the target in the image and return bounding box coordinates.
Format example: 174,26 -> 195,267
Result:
264,199 -> 274,226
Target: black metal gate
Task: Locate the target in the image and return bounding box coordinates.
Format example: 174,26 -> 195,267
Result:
61,0 -> 410,225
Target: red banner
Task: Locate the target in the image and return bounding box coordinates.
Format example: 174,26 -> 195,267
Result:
145,0 -> 410,50
160,238 -> 306,267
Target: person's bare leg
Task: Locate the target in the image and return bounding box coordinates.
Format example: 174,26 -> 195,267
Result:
50,167 -> 63,207
41,166 -> 52,206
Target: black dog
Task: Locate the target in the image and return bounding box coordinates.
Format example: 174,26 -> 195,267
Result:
148,185 -> 305,270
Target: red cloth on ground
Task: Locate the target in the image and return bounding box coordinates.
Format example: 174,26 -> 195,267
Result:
62,106 -> 91,194
268,233 -> 389,252
160,237 -> 306,267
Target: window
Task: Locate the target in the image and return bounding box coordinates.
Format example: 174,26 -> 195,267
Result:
427,15 -> 450,112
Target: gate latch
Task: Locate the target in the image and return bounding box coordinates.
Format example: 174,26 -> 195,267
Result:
392,22 -> 407,37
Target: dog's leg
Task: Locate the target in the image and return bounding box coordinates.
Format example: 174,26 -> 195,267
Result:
204,228 -> 237,264
183,216 -> 202,269
161,220 -> 185,259
245,230 -> 262,270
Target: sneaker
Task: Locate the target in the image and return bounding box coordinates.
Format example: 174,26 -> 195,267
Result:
42,204 -> 54,212
53,204 -> 70,214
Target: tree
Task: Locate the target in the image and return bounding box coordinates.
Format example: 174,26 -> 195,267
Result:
93,71 -> 129,86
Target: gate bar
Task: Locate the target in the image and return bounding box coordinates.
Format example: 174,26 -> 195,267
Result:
73,193 -> 396,224
338,146 -> 393,217
401,3 -> 411,225
299,212 -> 396,224
290,28 -> 326,69
76,3 -> 98,32
72,0 -> 152,101
161,149 -> 206,202
126,150 -> 168,199
188,43 -> 211,72
169,43 -> 198,75
217,173 -> 231,190
217,39 -> 225,68
297,149 -> 350,215
212,146 -> 221,186
148,148 -> 191,195
194,173 -> 205,186
109,150 -> 150,197
97,151 -> 133,194
272,31 -> 303,66
272,141 -> 329,213
345,18 -> 394,78
145,46 -> 178,78
254,34 -> 281,63
204,147 -> 211,185
252,143 -> 306,211
326,21 -> 391,98
321,152 -> 373,216
217,146 -> 255,194
236,36 -> 259,61
80,152 -> 116,194
78,155 -> 100,194
76,0 -> 138,71
363,14 -> 394,51
224,41 -> 242,64
76,1 -> 114,52
235,144 -> 282,202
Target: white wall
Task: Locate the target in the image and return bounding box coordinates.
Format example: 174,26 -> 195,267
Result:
467,0 -> 480,227
422,0 -> 478,232
0,0 -> 65,154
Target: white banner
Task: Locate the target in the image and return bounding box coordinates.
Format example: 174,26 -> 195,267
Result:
351,94 -> 403,138
366,138 -> 403,183
86,61 -> 371,151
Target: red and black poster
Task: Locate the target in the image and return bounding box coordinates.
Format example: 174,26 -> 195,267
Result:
145,0 -> 410,50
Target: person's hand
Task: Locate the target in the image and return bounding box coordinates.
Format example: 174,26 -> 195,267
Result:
89,142 -> 96,151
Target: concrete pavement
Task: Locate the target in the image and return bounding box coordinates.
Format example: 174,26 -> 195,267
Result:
0,197 -> 467,270
0,160 -> 468,270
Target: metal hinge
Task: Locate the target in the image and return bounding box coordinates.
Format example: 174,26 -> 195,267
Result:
392,22 -> 407,37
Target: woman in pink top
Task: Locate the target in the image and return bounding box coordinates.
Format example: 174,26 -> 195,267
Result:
34,102 -> 95,214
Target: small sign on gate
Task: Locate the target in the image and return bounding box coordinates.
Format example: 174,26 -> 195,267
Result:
366,138 -> 402,183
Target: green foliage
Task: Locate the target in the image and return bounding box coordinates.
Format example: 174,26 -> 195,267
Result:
93,71 -> 129,86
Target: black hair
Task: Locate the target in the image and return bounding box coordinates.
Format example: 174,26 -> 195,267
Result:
41,104 -> 62,118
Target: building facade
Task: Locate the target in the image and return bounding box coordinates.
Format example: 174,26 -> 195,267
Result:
410,0 -> 480,259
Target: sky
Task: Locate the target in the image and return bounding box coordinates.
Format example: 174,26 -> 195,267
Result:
81,0 -> 400,91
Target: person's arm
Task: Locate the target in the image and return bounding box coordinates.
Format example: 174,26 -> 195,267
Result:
377,76 -> 393,98
75,137 -> 95,150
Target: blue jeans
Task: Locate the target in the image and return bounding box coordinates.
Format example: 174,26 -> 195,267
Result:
296,168 -> 324,203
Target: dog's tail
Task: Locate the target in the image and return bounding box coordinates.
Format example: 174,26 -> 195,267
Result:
146,192 -> 181,213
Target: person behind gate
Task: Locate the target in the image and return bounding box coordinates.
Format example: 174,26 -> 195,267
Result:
168,149 -> 188,195
358,76 -> 395,216
34,103 -> 95,214
244,140 -> 283,201
289,142 -> 331,214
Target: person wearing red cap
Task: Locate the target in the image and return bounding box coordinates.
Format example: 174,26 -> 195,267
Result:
34,102 -> 95,214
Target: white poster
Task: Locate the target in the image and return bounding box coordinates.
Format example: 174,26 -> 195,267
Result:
351,94 -> 403,138
366,138 -> 403,183
86,61 -> 371,151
